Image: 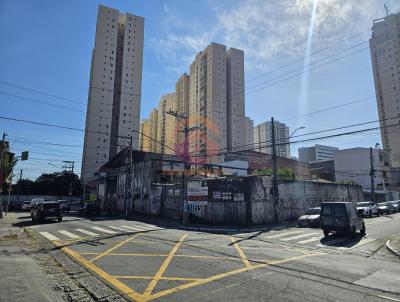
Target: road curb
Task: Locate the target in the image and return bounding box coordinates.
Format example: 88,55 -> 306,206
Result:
385,239 -> 400,257
178,224 -> 295,233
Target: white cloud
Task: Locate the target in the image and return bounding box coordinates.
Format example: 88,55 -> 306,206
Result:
152,0 -> 400,75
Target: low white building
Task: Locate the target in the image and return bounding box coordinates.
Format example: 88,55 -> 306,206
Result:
334,148 -> 394,201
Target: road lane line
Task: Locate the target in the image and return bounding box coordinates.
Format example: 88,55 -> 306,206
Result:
145,253 -> 322,302
337,238 -> 375,250
90,233 -> 141,262
230,237 -> 252,267
61,247 -> 144,302
107,226 -> 133,232
378,295 -> 400,302
298,237 -> 321,244
75,229 -> 99,236
143,234 -> 187,297
58,230 -> 80,239
39,231 -> 60,241
91,226 -> 117,234
121,225 -> 151,232
264,231 -> 303,239
281,233 -> 318,241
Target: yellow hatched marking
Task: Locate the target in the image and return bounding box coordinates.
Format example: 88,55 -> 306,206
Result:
62,246 -> 144,302
90,233 -> 141,262
143,234 -> 187,297
113,275 -> 201,281
143,253 -> 322,302
230,237 -> 252,267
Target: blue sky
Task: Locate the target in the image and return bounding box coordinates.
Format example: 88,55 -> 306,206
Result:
1,0 -> 399,180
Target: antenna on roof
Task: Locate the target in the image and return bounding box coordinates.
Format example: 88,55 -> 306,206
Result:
384,4 -> 390,16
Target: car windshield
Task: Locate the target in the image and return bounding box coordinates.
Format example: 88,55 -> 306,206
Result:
378,202 -> 388,206
307,208 -> 320,215
357,202 -> 370,207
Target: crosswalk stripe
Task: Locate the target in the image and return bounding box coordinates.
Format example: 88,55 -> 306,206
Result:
281,233 -> 318,241
298,237 -> 321,244
39,231 -> 60,241
316,237 -> 349,247
75,228 -> 99,236
107,226 -> 133,232
91,226 -> 117,234
337,238 -> 375,250
58,230 -> 80,239
133,224 -> 160,230
121,225 -> 149,232
264,231 -> 303,239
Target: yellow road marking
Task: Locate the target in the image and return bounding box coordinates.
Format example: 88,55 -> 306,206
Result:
113,275 -> 201,281
230,237 -> 252,267
378,295 -> 400,302
143,234 -> 187,297
144,253 -> 322,302
90,233 -> 141,262
62,246 -> 144,302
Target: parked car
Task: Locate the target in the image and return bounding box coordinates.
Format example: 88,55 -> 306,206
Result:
356,201 -> 379,217
297,207 -> 321,227
320,202 -> 365,237
377,202 -> 395,215
31,201 -> 62,223
21,200 -> 32,211
57,200 -> 70,212
78,202 -> 100,216
388,200 -> 400,213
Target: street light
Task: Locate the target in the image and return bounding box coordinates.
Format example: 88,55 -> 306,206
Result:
289,126 -> 306,139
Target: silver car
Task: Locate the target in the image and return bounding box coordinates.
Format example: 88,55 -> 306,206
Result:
356,201 -> 379,217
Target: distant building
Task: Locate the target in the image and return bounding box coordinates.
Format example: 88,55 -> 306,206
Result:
370,13 -> 400,167
81,5 -> 144,181
245,117 -> 254,148
308,159 -> 335,182
188,43 -> 246,163
157,93 -> 176,155
149,108 -> 158,153
139,119 -> 151,152
298,144 -> 339,163
175,73 -> 190,153
334,148 -> 392,201
254,120 -> 290,158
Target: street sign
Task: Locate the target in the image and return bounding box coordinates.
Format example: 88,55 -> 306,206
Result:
21,151 -> 29,161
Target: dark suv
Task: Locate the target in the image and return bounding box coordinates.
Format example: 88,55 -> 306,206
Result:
31,201 -> 62,223
78,202 -> 100,216
320,202 -> 365,237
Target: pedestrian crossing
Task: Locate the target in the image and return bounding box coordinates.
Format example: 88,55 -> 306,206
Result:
38,223 -> 163,242
260,228 -> 375,251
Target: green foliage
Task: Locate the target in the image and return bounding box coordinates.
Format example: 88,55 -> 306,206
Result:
253,167 -> 296,181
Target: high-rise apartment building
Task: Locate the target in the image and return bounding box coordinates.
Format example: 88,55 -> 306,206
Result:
370,13 -> 400,167
226,48 -> 246,151
245,117 -> 254,148
175,73 -> 190,153
81,5 -> 144,181
254,120 -> 290,157
298,144 -> 339,163
156,93 -> 176,155
139,119 -> 151,152
149,108 -> 158,152
188,42 -> 246,163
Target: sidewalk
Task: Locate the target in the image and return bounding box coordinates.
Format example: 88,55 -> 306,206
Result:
0,212 -> 64,302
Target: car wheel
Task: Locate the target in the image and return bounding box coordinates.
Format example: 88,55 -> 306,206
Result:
323,229 -> 329,237
351,226 -> 357,237
377,212 -> 380,217
57,216 -> 62,222
360,223 -> 366,236
369,211 -> 372,218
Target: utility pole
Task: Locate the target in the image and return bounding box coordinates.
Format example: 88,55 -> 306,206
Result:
16,169 -> 22,202
370,147 -> 375,203
124,136 -> 133,218
62,161 -> 75,201
0,132 -> 7,194
271,117 -> 279,223
166,110 -> 201,226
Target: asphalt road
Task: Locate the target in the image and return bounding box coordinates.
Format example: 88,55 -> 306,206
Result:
22,211 -> 400,302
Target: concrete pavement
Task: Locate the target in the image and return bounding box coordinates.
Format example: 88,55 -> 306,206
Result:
23,211 -> 400,302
